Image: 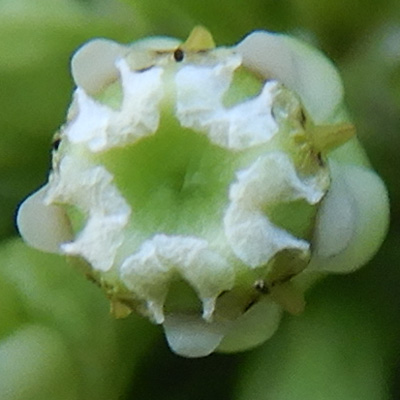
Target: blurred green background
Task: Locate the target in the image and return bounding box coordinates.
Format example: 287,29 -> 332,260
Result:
0,0 -> 399,399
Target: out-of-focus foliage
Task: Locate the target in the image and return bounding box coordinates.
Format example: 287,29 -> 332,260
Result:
0,239 -> 158,400
0,0 -> 399,399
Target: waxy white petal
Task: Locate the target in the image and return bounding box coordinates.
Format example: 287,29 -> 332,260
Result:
237,31 -> 344,123
71,38 -> 128,95
17,186 -> 73,253
308,162 -> 389,273
217,298 -> 282,352
163,314 -> 229,358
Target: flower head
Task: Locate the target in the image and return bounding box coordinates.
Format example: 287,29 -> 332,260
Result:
17,27 -> 389,357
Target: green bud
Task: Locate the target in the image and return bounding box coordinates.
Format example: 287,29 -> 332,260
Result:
17,27 -> 389,357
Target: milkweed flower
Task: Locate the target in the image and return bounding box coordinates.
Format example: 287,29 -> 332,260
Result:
17,27 -> 389,357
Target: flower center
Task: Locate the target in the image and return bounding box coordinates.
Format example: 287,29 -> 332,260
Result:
96,111 -> 237,244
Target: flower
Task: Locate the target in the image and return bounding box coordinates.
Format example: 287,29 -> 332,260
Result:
17,27 -> 389,357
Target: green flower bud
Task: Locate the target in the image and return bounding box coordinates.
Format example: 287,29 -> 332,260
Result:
17,27 -> 389,357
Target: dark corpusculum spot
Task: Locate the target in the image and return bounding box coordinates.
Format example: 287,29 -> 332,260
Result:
173,48 -> 184,62
51,137 -> 61,151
